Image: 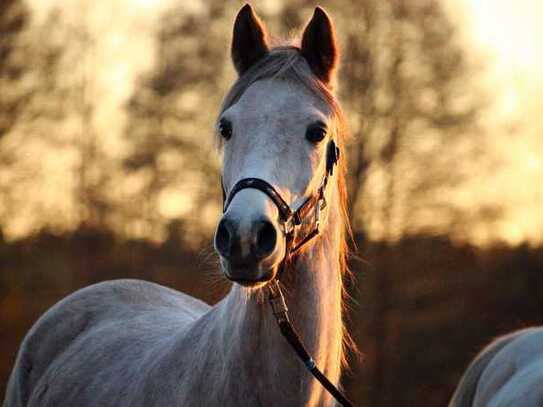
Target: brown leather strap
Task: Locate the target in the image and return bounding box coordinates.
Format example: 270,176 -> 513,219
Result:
223,178 -> 294,222
268,281 -> 355,407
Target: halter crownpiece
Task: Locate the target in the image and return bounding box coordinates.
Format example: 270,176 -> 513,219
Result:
326,139 -> 340,176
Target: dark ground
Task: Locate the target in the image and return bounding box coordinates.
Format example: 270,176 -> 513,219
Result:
1,226 -> 542,406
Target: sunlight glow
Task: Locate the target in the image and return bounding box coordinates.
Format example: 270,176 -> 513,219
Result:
526,157 -> 541,171
16,0 -> 543,246
159,190 -> 193,219
466,0 -> 543,71
131,0 -> 162,10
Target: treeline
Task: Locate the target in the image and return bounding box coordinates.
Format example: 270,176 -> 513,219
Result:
351,235 -> 543,405
0,0 -> 491,243
2,227 -> 542,405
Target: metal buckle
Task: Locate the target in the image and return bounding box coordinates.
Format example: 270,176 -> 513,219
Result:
314,193 -> 327,232
283,215 -> 295,235
314,199 -> 322,233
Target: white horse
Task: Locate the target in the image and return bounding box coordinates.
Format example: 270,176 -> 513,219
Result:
4,5 -> 354,406
450,327 -> 543,406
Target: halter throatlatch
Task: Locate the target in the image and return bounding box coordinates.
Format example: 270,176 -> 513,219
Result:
220,139 -> 354,407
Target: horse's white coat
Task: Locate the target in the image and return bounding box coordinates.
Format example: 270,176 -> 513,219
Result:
4,67 -> 346,406
220,78 -> 334,280
450,327 -> 543,407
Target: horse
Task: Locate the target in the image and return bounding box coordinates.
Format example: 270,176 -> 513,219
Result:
449,327 -> 543,406
4,5 -> 354,406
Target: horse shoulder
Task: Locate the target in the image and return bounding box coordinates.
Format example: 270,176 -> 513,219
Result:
4,279 -> 210,406
449,328 -> 534,407
477,327 -> 543,407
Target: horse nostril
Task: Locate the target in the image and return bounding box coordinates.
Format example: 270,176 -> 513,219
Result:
255,220 -> 277,259
215,218 -> 232,258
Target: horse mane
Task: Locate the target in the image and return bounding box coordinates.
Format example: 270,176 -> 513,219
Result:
217,45 -> 356,361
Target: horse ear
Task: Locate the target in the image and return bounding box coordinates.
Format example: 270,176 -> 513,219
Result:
231,4 -> 269,76
300,7 -> 338,85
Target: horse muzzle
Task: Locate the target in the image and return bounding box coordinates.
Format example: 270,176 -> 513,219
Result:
214,212 -> 283,286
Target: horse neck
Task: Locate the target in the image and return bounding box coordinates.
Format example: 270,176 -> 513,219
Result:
212,183 -> 345,404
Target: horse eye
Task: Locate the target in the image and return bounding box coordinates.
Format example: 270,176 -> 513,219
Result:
218,119 -> 232,140
306,124 -> 327,143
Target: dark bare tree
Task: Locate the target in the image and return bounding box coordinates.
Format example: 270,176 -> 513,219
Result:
122,3 -> 231,240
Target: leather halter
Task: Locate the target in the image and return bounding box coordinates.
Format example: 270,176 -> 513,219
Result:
222,139 -> 340,260
220,139 -> 355,407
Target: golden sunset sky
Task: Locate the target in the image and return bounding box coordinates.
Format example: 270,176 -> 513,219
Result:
445,0 -> 543,245
22,0 -> 543,245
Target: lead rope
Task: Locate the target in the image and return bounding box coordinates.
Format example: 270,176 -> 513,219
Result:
268,280 -> 355,407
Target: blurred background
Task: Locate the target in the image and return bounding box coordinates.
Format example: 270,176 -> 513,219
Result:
1,0 -> 542,405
